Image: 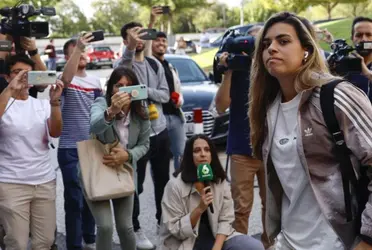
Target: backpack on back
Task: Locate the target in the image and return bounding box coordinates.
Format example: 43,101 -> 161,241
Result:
320,79 -> 370,234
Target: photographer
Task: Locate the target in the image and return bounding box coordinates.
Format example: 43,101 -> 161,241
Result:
0,54 -> 63,250
214,25 -> 272,249
346,17 -> 372,100
0,33 -> 48,98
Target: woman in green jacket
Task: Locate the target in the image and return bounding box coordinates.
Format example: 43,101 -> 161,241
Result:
87,67 -> 150,250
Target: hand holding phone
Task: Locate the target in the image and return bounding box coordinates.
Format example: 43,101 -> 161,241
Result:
139,29 -> 157,41
119,85 -> 148,101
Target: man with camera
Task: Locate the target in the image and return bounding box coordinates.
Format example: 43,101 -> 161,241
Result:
346,17 -> 372,100
116,21 -> 170,249
215,26 -> 272,249
58,33 -> 102,250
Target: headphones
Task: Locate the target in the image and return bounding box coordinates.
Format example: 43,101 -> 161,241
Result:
304,51 -> 309,59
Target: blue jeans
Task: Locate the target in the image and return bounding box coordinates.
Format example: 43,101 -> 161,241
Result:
57,148 -> 96,250
48,58 -> 56,70
165,114 -> 186,170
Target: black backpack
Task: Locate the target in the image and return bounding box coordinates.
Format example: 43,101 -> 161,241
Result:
145,56 -> 158,75
320,79 -> 370,234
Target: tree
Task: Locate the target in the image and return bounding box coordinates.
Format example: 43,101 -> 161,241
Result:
341,1 -> 372,17
90,0 -> 141,35
48,0 -> 90,38
306,0 -> 370,20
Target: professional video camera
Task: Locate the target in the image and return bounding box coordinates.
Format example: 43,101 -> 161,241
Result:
213,29 -> 255,83
0,3 -> 56,54
328,39 -> 372,76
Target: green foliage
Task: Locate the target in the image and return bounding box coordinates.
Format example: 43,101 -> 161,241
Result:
90,0 -> 142,35
48,0 -> 90,38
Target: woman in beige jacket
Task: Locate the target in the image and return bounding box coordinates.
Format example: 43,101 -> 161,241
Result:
159,134 -> 264,250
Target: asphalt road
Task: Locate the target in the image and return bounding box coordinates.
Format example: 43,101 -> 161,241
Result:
37,67 -> 263,249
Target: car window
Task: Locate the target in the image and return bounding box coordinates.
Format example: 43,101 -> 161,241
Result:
166,58 -> 208,83
94,47 -> 111,52
56,49 -> 63,54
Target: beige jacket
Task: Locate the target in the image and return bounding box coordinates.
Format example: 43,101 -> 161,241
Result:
263,82 -> 372,249
159,175 -> 241,250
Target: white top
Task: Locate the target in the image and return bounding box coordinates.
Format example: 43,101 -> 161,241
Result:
270,93 -> 343,250
115,111 -> 130,149
0,97 -> 56,185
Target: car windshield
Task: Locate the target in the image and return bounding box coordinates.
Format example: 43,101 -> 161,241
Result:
166,58 -> 208,83
95,47 -> 111,51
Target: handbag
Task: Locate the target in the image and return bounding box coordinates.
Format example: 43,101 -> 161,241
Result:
77,134 -> 135,201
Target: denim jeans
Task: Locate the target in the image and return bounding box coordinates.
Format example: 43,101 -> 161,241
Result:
48,58 -> 56,70
57,148 -> 96,250
165,114 -> 186,170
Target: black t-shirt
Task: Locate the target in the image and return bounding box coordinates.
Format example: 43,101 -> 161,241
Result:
193,211 -> 215,250
161,59 -> 180,116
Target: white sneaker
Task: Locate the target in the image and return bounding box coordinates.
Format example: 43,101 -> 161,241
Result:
83,243 -> 96,250
135,229 -> 155,249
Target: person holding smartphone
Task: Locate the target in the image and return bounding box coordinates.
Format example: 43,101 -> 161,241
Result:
85,67 -> 150,250
116,21 -> 170,250
0,54 -> 63,250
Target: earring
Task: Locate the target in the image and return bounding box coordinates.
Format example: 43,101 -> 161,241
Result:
303,51 -> 309,63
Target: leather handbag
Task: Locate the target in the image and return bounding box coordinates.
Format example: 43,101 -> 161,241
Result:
77,135 -> 135,201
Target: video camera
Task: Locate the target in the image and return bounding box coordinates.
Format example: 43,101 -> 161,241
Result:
213,29 -> 255,83
0,3 -> 56,54
328,39 -> 372,76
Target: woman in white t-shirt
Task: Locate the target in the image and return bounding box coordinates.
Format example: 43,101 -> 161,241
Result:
0,54 -> 63,250
248,12 -> 372,250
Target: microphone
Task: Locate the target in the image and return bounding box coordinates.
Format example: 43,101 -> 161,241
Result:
197,163 -> 214,213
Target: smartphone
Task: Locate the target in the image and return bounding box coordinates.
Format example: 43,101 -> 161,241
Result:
140,29 -> 157,40
82,30 -> 104,42
91,30 -> 104,42
0,40 -> 12,52
119,85 -> 148,101
28,71 -> 57,86
161,6 -> 170,14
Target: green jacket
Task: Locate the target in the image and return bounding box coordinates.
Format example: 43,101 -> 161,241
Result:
90,96 -> 151,189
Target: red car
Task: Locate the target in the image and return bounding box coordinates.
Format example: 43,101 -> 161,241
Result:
86,45 -> 115,69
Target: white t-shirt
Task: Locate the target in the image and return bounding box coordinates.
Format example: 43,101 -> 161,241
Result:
0,97 -> 56,185
115,111 -> 131,149
270,93 -> 343,250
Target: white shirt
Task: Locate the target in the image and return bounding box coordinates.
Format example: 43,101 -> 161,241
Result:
270,93 -> 343,250
0,97 -> 56,185
115,111 -> 130,149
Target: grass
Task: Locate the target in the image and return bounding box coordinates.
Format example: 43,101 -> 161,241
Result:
192,16 -> 372,71
191,48 -> 218,72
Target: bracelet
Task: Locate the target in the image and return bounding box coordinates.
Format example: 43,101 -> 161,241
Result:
105,108 -> 115,121
28,49 -> 38,57
50,99 -> 60,107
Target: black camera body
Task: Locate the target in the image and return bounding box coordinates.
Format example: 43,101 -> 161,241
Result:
213,29 -> 255,83
0,4 -> 56,53
328,39 -> 372,76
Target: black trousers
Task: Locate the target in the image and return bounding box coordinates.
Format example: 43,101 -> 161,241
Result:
133,129 -> 170,231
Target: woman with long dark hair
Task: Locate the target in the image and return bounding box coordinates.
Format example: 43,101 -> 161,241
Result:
159,134 -> 264,250
85,67 -> 150,250
249,12 -> 372,249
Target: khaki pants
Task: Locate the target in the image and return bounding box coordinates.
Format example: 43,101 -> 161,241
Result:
0,180 -> 56,250
230,155 -> 271,248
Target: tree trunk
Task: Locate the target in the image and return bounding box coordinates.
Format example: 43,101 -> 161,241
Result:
167,14 -> 172,35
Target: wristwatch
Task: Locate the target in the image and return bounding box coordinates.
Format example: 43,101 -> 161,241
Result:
28,49 -> 38,57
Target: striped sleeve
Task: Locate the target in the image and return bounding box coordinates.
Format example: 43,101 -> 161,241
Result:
335,82 -> 372,240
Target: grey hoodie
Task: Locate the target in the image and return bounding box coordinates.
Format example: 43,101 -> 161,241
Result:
115,48 -> 169,136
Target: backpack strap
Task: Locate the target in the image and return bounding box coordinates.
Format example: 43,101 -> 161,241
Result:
145,56 -> 159,74
320,79 -> 358,222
